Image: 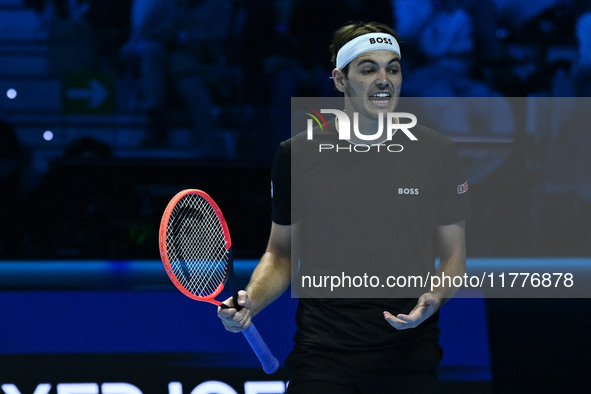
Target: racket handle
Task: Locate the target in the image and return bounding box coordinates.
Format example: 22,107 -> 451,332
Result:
242,323 -> 280,374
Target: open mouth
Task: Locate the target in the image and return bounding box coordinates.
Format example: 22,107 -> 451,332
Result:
369,92 -> 392,105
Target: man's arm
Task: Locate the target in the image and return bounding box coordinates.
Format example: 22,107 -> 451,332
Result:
431,220 -> 468,301
217,222 -> 293,332
384,220 -> 466,329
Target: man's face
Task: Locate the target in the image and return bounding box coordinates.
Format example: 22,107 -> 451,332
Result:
333,49 -> 402,120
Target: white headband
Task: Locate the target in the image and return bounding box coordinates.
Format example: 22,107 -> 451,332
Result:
336,32 -> 401,70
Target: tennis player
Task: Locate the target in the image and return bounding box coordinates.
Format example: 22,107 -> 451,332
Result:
218,21 -> 471,393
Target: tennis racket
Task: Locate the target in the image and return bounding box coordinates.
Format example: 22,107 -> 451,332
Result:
159,189 -> 279,374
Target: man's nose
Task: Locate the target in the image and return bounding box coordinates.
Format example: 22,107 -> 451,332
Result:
376,69 -> 389,88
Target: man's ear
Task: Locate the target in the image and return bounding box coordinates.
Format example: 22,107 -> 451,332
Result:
332,68 -> 347,93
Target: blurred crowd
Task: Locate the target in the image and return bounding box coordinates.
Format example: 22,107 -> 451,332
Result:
19,0 -> 591,143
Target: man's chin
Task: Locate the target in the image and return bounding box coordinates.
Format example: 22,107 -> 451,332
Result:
365,106 -> 396,118
347,97 -> 397,118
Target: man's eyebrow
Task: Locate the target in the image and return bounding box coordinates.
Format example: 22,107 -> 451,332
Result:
355,57 -> 401,67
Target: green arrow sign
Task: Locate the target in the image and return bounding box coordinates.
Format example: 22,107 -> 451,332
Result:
63,72 -> 116,115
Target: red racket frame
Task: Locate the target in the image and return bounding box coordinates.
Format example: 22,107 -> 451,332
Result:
159,189 -> 230,306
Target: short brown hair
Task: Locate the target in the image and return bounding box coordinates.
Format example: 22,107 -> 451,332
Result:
330,21 -> 400,74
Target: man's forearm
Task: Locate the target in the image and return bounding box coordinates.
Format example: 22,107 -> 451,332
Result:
432,255 -> 467,305
245,251 -> 291,317
431,222 -> 467,306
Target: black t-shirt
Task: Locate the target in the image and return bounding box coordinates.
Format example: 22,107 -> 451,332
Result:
271,120 -> 471,350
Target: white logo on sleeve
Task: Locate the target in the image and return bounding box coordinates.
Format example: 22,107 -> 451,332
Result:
457,181 -> 469,194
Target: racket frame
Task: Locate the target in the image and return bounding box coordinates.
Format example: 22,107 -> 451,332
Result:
159,189 -> 231,307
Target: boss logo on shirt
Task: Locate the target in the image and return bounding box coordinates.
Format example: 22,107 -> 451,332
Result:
398,187 -> 419,195
369,36 -> 394,45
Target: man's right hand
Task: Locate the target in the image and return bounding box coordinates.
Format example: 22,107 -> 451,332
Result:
217,290 -> 253,333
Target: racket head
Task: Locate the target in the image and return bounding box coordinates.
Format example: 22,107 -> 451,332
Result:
159,189 -> 232,305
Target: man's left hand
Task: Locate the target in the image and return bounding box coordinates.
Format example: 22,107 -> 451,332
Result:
383,293 -> 441,330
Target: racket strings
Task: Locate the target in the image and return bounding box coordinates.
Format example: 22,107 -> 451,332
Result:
166,194 -> 229,297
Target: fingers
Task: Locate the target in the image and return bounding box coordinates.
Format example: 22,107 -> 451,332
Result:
383,311 -> 416,330
217,291 -> 252,333
384,293 -> 439,330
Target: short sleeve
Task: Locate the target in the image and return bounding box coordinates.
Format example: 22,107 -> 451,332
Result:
270,141 -> 292,225
436,140 -> 472,225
